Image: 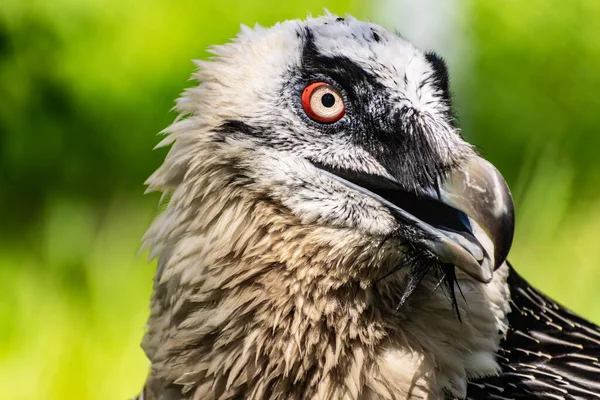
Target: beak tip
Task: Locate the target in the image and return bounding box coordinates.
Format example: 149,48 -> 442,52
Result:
464,258 -> 494,283
442,156 -> 515,281
480,259 -> 494,283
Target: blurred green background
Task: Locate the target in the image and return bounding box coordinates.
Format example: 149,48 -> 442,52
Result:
1,0 -> 599,398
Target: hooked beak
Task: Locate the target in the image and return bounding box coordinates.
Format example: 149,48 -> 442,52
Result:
314,156 -> 515,283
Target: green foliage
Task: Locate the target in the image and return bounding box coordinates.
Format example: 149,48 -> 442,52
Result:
461,0 -> 600,320
465,0 -> 600,197
0,198 -> 155,399
1,1 -> 599,399
0,0 -> 370,231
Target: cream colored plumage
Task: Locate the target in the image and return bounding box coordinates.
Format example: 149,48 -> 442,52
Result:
141,140 -> 510,399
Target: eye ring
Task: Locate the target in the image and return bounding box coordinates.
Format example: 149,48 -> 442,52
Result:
301,82 -> 345,124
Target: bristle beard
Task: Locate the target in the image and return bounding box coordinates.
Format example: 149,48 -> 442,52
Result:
375,246 -> 465,320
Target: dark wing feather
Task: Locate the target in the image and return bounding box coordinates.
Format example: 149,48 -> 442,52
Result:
465,263 -> 600,399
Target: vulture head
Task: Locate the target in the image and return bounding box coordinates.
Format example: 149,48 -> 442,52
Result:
142,14 -> 515,400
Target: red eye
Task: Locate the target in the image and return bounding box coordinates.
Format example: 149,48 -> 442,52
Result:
301,82 -> 345,123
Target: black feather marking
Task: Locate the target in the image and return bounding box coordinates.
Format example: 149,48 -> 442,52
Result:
424,51 -> 459,128
371,28 -> 381,43
424,51 -> 450,99
464,262 -> 600,399
376,262 -> 410,284
441,263 -> 463,322
214,119 -> 262,138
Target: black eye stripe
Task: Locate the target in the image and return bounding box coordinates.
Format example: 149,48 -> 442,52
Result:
299,27 -> 385,105
295,26 -> 459,190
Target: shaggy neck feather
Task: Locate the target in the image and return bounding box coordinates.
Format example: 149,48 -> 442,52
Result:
141,140 -> 510,400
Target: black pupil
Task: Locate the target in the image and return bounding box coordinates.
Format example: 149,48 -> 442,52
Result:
321,93 -> 336,108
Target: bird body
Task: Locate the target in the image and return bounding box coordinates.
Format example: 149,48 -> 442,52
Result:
137,14 -> 600,400
466,266 -> 600,399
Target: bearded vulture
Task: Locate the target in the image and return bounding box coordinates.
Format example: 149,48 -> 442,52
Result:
137,14 -> 600,400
